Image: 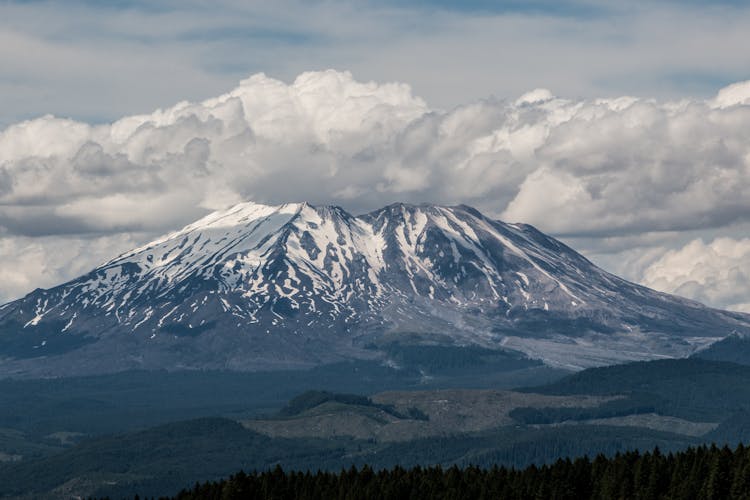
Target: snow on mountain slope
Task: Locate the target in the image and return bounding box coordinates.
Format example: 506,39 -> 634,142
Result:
1,201 -> 749,376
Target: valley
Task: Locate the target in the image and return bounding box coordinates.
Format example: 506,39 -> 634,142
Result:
2,357 -> 750,498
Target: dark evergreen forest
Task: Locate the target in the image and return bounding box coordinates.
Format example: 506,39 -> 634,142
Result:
106,443 -> 750,500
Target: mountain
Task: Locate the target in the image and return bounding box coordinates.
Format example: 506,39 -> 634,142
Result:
692,332 -> 750,365
1,201 -> 749,376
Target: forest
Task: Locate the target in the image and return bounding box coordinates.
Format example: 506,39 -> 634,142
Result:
129,443 -> 750,500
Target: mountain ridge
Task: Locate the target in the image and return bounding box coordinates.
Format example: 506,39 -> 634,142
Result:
1,200 -> 749,377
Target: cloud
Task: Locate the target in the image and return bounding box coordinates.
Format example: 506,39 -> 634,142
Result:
8,70 -> 750,236
0,234 -> 141,301
0,70 -> 429,237
713,80 -> 750,108
3,69 -> 750,309
640,237 -> 750,312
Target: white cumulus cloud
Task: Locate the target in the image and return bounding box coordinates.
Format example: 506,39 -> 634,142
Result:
0,234 -> 141,299
640,238 -> 750,313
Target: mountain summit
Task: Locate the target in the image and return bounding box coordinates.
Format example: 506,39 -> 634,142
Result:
1,201 -> 749,376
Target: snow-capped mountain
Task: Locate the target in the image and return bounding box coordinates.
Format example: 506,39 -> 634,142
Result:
2,201 -> 749,376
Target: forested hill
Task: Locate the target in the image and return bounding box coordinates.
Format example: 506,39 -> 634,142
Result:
522,358 -> 750,397
517,358 -> 750,422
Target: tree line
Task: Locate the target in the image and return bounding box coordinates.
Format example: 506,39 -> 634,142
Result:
112,442 -> 750,500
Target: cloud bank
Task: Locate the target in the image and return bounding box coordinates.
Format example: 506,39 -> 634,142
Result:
641,238 -> 750,313
2,70 -> 750,310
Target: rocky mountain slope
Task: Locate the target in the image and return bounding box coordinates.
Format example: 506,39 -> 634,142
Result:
1,201 -> 749,376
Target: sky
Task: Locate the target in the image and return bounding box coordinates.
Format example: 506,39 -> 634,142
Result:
1,0 -> 750,312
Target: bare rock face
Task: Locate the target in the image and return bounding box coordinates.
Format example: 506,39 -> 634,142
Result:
2,201 -> 749,376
